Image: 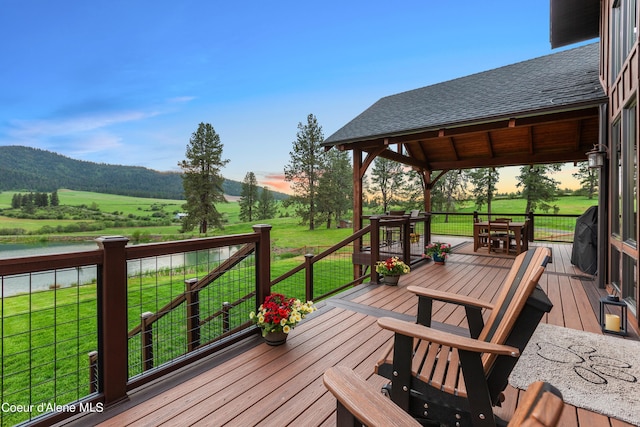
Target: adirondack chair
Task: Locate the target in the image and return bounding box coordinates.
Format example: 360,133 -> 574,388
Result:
323,366 -> 564,427
375,247 -> 553,427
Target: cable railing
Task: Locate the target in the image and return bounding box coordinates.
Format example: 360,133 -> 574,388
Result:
0,210 -> 577,426
429,211 -> 579,243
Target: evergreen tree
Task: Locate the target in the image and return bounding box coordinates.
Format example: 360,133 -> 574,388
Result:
431,170 -> 468,214
256,186 -> 277,220
21,193 -> 35,214
572,162 -> 598,199
368,157 -> 405,213
401,169 -> 426,210
516,164 -> 561,213
50,190 -> 60,206
317,149 -> 352,228
178,123 -> 229,233
467,168 -> 500,215
35,192 -> 49,207
239,172 -> 259,222
283,113 -> 325,230
11,193 -> 21,209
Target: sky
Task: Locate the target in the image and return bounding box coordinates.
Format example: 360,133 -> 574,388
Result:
0,1 -> 596,194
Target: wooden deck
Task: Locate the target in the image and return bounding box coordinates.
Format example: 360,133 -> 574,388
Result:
63,242 -> 639,427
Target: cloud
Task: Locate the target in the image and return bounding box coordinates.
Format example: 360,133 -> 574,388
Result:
259,172 -> 291,193
168,96 -> 196,104
7,109 -> 158,140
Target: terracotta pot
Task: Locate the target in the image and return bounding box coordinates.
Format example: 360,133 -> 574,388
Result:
263,330 -> 288,346
383,274 -> 401,286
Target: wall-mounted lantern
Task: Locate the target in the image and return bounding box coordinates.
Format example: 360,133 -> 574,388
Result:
587,144 -> 608,168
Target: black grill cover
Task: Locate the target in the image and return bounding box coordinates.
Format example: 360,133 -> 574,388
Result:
570,206 -> 598,275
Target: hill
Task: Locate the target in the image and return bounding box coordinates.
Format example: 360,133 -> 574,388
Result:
0,146 -> 288,200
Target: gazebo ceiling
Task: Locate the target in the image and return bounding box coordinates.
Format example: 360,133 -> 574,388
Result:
324,43 -> 606,173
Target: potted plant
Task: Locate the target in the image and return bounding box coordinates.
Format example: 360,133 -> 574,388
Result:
249,293 -> 316,345
375,257 -> 410,285
424,242 -> 452,264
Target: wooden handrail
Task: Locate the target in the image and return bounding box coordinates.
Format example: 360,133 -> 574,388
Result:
127,242 -> 256,338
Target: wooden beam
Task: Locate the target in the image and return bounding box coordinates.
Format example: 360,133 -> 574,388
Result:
360,147 -> 387,179
486,132 -> 494,158
375,148 -> 426,169
428,149 -> 591,170
448,137 -> 460,161
574,119 -> 583,151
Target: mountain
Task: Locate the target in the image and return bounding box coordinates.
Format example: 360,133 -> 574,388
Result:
0,146 -> 288,200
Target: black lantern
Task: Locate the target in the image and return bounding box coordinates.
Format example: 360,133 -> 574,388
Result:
587,144 -> 607,168
599,295 -> 628,336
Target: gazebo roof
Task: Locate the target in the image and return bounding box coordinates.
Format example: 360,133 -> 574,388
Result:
324,43 -> 606,172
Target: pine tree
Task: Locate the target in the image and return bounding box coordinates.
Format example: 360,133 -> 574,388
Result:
572,162 -> 598,199
284,113 -> 325,230
11,193 -> 21,209
50,190 -> 60,206
256,187 -> 277,220
467,168 -> 500,215
317,149 -> 352,228
368,157 -> 405,213
239,172 -> 259,222
516,164 -> 561,213
178,123 -> 229,233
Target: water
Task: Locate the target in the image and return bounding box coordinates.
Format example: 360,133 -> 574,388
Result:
0,242 -> 99,297
1,242 -> 238,297
0,241 -> 98,259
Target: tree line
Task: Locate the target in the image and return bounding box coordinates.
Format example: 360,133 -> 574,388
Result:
367,159 -> 598,215
11,191 -> 60,211
177,116 -> 599,235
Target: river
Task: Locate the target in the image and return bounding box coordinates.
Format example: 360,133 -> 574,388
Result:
1,241 -> 236,297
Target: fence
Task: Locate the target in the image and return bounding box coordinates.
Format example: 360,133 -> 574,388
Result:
0,223 -> 376,426
0,210 -> 576,426
0,228 -> 272,427
429,211 -> 579,243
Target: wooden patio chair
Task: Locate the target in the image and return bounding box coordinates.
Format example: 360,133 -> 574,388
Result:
488,219 -> 513,253
474,217 -> 489,250
323,366 -> 563,427
375,247 -> 553,427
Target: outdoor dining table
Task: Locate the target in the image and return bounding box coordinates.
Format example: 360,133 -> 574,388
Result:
473,221 -> 529,255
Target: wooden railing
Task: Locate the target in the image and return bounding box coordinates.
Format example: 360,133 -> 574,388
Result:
0,225 -> 273,427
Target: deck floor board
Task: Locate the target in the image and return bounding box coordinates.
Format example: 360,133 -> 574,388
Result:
63,242 -> 638,427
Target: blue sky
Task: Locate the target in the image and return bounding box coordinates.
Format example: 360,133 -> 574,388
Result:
0,1 -> 594,193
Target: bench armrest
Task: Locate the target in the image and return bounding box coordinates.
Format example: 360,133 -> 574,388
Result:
408,286 -> 493,338
408,286 -> 494,310
378,317 -> 520,357
323,366 -> 421,427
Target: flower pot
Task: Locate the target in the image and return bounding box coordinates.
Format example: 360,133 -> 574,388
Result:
433,255 -> 446,265
383,274 -> 400,286
263,330 -> 288,346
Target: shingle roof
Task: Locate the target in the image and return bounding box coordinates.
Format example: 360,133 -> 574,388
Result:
324,42 -> 605,146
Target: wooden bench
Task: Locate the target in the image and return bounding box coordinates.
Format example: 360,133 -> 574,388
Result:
323,366 -> 564,427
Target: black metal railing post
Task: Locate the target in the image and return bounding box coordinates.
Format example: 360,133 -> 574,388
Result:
527,211 -> 535,242
370,216 -> 381,284
402,214 -> 411,263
